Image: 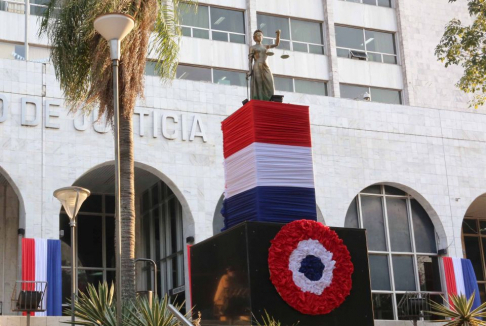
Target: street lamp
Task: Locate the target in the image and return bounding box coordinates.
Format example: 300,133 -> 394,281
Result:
94,13 -> 135,325
53,186 -> 90,323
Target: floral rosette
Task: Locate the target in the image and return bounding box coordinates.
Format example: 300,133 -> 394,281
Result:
268,220 -> 354,315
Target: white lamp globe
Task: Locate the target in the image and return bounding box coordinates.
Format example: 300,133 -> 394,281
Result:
53,186 -> 91,219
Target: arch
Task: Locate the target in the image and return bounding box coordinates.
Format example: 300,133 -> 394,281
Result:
345,181 -> 447,250
0,165 -> 25,229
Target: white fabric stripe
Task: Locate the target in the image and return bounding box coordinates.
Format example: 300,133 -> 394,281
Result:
35,238 -> 48,316
224,143 -> 315,199
453,257 -> 466,296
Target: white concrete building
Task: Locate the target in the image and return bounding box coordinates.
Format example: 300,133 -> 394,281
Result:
0,0 -> 485,324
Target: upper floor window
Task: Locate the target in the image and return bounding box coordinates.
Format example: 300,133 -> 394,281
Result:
340,84 -> 401,104
275,76 -> 328,96
179,4 -> 245,44
335,26 -> 397,64
340,0 -> 392,8
257,14 -> 324,55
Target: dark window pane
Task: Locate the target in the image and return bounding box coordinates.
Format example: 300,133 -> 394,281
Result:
105,195 -> 115,214
372,293 -> 394,320
345,197 -> 359,228
411,199 -> 437,253
142,191 -> 150,213
387,198 -> 412,252
480,221 -> 486,235
464,236 -> 483,281
274,76 -> 293,92
363,0 -> 376,4
193,29 -> 210,39
151,184 -> 160,206
370,87 -> 402,104
77,215 -> 103,268
213,69 -> 246,87
480,238 -> 486,280
417,256 -> 441,291
182,26 -> 191,37
367,52 -> 382,62
295,79 -> 327,96
378,0 -> 391,7
210,7 -> 244,34
383,54 -> 397,64
154,209 -> 161,262
361,195 -> 387,251
392,255 -> 416,291
426,295 -> 444,321
362,185 -> 381,194
385,186 -> 406,196
60,214 -> 71,266
79,194 -> 102,213
335,26 -> 365,50
230,34 -> 245,44
167,184 -> 174,198
340,84 -> 369,100
290,19 -> 322,44
176,65 -> 211,82
480,284 -> 486,305
365,30 -> 396,54
106,216 -> 115,268
78,270 -> 104,295
279,40 -> 291,50
462,219 -> 478,234
143,213 -> 151,258
169,199 -> 178,254
337,48 -> 349,58
106,270 -> 116,287
292,42 -> 308,53
309,44 -> 324,54
179,4 -> 209,29
212,31 -> 228,42
62,268 -> 71,305
369,254 -> 391,290
257,14 -> 290,40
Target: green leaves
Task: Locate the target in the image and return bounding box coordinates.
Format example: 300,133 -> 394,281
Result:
436,0 -> 486,108
428,293 -> 486,326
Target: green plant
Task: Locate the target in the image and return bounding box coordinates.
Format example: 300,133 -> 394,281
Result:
253,310 -> 298,326
428,293 -> 486,326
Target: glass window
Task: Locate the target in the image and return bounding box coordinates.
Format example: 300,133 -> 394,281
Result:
370,88 -> 401,104
345,185 -> 442,320
176,65 -> 212,82
342,0 -> 392,7
365,30 -> 396,55
335,26 -> 364,50
257,14 -> 324,54
210,7 -> 244,34
213,69 -> 246,87
294,79 -> 327,96
340,84 -> 368,100
179,4 -> 209,29
274,76 -> 293,92
378,0 -> 392,7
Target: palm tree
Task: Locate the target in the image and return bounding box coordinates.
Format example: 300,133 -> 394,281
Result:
429,293 -> 486,326
39,0 -> 195,301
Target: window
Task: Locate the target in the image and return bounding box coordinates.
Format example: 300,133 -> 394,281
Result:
257,14 -> 324,54
340,0 -> 392,8
60,194 -> 116,305
462,218 -> 486,303
142,181 -> 184,296
275,76 -> 328,96
340,84 -> 401,104
179,4 -> 245,44
336,26 -> 397,64
0,41 -> 50,62
0,0 -> 51,15
345,185 -> 442,320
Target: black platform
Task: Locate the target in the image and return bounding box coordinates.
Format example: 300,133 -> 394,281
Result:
190,222 -> 374,326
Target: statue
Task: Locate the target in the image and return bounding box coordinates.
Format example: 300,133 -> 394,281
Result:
247,29 -> 281,101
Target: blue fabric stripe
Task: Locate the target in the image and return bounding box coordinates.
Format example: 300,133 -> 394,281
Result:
221,186 -> 317,230
462,259 -> 482,311
47,239 -> 62,316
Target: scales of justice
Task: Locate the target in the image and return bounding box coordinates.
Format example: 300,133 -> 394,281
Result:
246,29 -> 289,103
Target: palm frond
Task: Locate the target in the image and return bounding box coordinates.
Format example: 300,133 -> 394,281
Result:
428,293 -> 486,326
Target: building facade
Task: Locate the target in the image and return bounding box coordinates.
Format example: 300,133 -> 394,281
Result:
0,0 -> 485,324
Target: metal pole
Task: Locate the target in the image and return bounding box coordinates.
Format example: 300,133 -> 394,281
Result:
70,220 -> 76,323
24,0 -> 29,60
113,58 -> 122,326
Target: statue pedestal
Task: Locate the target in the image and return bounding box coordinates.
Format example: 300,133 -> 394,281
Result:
189,222 -> 374,326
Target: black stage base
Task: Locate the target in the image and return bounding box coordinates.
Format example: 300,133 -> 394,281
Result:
190,222 -> 374,326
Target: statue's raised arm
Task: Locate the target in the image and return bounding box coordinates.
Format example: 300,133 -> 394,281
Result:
248,30 -> 280,101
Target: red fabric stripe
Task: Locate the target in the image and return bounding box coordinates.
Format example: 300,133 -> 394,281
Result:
443,257 -> 457,306
222,100 -> 312,158
22,238 -> 36,316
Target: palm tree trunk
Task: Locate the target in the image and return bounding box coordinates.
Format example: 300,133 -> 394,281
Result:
119,107 -> 136,301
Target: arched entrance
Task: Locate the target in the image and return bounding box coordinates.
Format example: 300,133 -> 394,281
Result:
58,163 -> 188,308
0,168 -> 22,314
461,193 -> 486,303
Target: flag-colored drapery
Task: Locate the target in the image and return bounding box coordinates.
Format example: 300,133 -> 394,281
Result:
443,257 -> 482,311
21,238 -> 62,316
221,100 -> 317,230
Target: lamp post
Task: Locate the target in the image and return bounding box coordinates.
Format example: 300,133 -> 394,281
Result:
94,13 -> 135,326
53,186 -> 90,323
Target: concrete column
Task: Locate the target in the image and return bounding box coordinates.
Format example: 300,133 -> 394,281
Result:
394,0 -> 413,106
323,0 -> 340,97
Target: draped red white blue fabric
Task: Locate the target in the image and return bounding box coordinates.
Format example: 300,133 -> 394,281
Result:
221,100 -> 317,229
21,238 -> 62,316
443,257 -> 482,309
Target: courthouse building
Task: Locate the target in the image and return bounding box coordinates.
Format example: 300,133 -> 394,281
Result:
0,0 -> 485,324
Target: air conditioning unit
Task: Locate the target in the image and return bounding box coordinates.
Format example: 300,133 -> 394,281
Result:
349,50 -> 367,61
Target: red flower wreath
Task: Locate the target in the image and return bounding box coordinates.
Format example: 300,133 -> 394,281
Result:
268,220 -> 354,315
